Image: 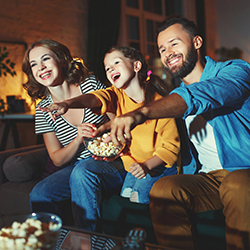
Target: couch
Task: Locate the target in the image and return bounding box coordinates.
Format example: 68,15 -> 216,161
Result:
0,145 -> 226,248
0,145 -> 158,243
0,144 -> 47,216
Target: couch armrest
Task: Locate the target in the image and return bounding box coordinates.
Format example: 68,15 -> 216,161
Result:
0,145 -> 46,185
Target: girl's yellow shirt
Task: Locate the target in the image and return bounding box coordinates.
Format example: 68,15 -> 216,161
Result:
91,86 -> 180,172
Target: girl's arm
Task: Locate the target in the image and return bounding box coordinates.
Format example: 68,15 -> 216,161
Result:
130,155 -> 165,179
39,93 -> 102,121
130,118 -> 180,179
141,155 -> 165,171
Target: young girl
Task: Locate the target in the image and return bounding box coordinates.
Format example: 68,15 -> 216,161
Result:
22,39 -> 125,231
42,46 -> 180,204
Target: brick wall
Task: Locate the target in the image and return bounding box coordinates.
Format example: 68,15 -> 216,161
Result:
0,0 -> 88,59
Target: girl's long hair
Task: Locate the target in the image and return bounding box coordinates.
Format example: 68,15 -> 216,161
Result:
105,46 -> 169,104
22,39 -> 90,102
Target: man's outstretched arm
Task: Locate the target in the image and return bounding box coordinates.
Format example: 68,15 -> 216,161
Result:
94,93 -> 188,145
141,93 -> 187,119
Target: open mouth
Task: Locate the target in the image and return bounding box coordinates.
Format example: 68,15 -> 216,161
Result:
167,55 -> 182,68
111,73 -> 120,82
40,71 -> 52,80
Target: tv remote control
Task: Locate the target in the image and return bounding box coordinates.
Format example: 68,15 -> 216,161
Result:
123,228 -> 147,250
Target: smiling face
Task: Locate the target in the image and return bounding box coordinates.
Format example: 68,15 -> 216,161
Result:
104,50 -> 137,89
157,23 -> 198,79
29,46 -> 64,87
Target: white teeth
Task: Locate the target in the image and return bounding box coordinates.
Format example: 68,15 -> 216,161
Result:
169,58 -> 179,65
40,72 -> 51,78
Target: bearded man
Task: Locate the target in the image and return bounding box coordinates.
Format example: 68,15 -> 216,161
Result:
95,16 -> 250,250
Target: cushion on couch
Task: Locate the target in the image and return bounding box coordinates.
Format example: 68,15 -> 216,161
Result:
3,148 -> 48,182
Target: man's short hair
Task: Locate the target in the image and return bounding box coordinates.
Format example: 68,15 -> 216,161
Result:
157,15 -> 199,40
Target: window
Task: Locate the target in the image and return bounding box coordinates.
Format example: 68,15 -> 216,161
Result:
118,0 -> 184,89
126,0 -> 139,9
143,0 -> 163,15
127,15 -> 140,50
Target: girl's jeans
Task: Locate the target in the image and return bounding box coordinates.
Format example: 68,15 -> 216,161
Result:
29,157 -> 126,232
120,164 -> 177,204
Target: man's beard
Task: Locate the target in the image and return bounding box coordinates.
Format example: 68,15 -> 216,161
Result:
164,44 -> 197,79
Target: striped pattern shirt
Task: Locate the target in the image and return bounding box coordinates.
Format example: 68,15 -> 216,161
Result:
55,228 -> 116,250
35,75 -> 109,162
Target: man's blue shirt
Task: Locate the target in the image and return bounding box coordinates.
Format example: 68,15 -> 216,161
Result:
171,56 -> 250,173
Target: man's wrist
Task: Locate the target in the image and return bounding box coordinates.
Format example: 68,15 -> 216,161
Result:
135,106 -> 148,125
64,100 -> 71,108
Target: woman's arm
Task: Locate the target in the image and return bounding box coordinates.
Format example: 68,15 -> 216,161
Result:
43,123 -> 94,167
43,132 -> 79,167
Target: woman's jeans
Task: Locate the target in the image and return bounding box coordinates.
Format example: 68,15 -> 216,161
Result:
30,157 -> 126,232
120,165 -> 177,204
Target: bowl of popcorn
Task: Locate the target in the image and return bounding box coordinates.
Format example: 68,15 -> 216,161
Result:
85,132 -> 125,158
0,212 -> 62,250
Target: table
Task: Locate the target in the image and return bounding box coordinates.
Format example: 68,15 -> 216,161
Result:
0,112 -> 43,151
56,226 -> 170,250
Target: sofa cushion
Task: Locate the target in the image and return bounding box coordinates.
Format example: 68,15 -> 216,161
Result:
3,148 -> 48,182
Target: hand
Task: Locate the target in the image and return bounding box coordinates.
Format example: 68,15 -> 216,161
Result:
91,152 -> 124,162
38,102 -> 69,121
92,110 -> 146,145
130,162 -> 149,179
76,123 -> 96,144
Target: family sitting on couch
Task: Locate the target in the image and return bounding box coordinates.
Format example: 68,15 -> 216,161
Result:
21,15 -> 250,250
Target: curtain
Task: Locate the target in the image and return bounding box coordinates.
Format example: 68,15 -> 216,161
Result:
195,0 -> 206,58
87,0 -> 121,84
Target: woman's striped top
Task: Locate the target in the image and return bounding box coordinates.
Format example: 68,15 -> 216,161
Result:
35,75 -> 109,163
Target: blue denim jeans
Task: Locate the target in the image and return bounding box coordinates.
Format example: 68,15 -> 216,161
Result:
120,164 -> 177,204
30,157 -> 125,232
